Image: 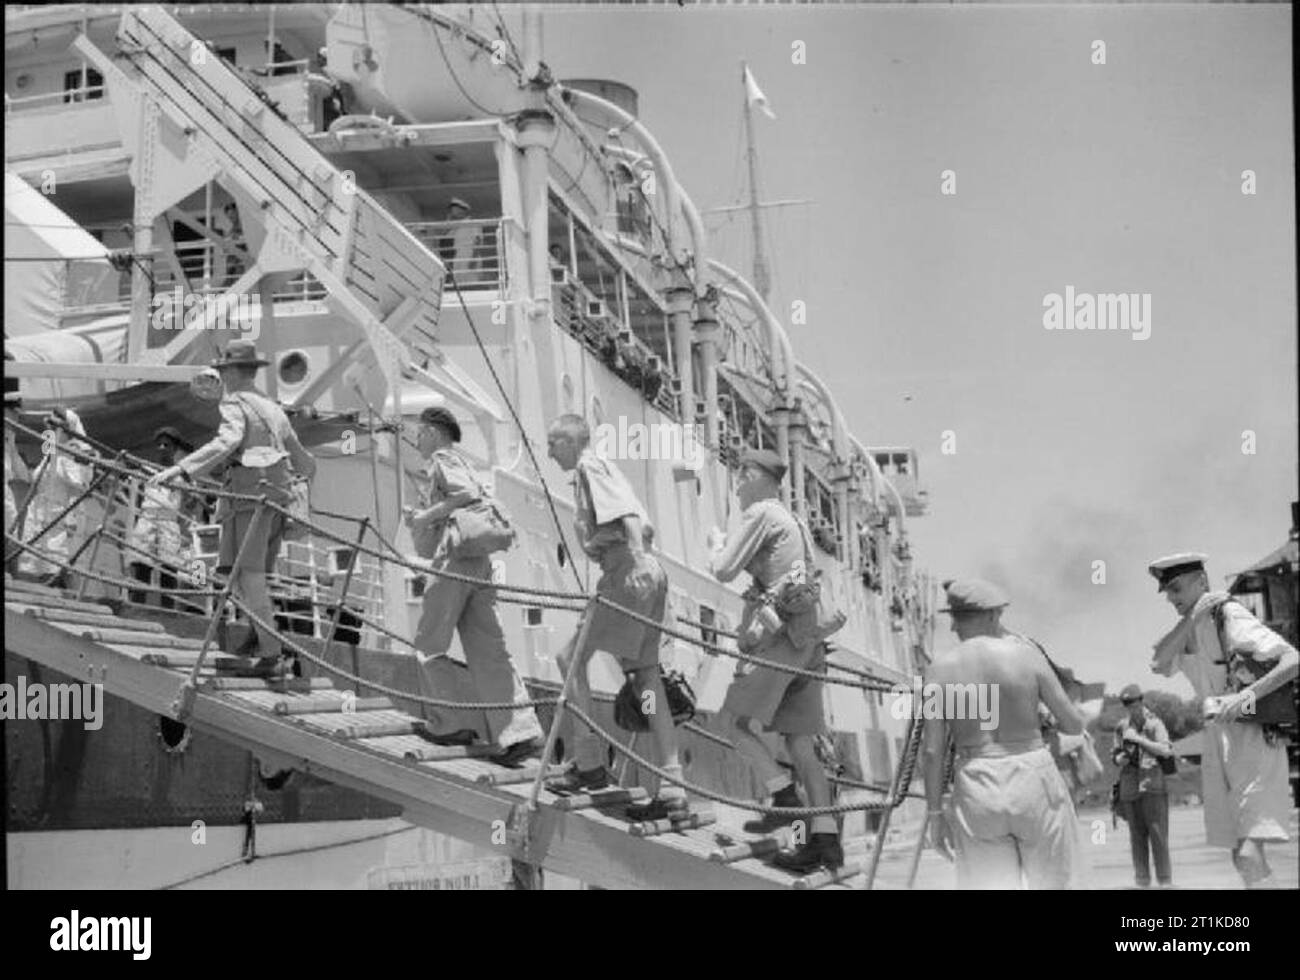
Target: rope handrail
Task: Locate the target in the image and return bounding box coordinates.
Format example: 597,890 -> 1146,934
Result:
5,414 -> 910,693
228,592 -> 560,711
564,701 -> 890,817
7,529 -> 912,819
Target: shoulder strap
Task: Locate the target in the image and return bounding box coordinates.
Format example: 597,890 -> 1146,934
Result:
792,513 -> 815,566
1211,597 -> 1234,664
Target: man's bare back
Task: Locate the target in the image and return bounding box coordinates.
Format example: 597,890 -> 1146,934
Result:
929,633 -> 1082,750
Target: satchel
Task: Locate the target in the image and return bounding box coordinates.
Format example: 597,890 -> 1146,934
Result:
613,669 -> 697,732
775,518 -> 847,647
447,498 -> 515,559
1213,599 -> 1298,727
415,451 -> 516,561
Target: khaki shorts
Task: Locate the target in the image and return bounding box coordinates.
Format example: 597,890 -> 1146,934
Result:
949,746 -> 1079,889
722,605 -> 825,736
582,548 -> 667,671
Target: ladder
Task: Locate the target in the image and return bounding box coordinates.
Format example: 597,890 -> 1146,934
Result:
73,5 -> 441,403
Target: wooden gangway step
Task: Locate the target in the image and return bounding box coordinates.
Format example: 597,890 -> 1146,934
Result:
6,587 -> 855,890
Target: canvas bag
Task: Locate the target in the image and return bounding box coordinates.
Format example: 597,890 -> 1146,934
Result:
773,516 -> 847,647
414,450 -> 515,561
1212,598 -> 1298,727
229,392 -> 311,540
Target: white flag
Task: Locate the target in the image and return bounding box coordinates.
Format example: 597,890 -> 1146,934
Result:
743,65 -> 776,120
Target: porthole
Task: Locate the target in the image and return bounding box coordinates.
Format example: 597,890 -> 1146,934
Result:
158,716 -> 191,754
278,349 -> 310,386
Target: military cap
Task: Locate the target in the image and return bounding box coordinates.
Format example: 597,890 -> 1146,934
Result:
211,339 -> 269,368
739,447 -> 786,483
1147,553 -> 1208,591
448,197 -> 471,212
419,405 -> 462,443
153,426 -> 192,452
939,578 -> 1010,614
1119,684 -> 1143,704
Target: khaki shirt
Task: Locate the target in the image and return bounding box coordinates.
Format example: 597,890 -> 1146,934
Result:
179,390 -> 315,482
573,448 -> 648,560
710,498 -> 803,591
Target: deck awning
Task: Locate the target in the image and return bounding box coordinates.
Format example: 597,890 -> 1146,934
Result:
4,171 -> 108,262
1228,538 -> 1299,594
4,171 -> 112,339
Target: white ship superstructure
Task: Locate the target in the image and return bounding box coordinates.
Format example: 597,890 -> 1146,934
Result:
5,3 -> 935,889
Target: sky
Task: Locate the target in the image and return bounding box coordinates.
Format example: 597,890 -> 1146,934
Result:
522,1 -> 1296,698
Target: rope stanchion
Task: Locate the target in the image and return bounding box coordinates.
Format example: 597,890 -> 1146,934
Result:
75,462 -> 125,602
865,710 -> 925,890
525,594 -> 599,815
173,498 -> 269,722
319,516 -> 369,668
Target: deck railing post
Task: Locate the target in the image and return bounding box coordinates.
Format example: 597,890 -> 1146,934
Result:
75,464 -> 125,601
513,592 -> 600,871
320,517 -> 370,691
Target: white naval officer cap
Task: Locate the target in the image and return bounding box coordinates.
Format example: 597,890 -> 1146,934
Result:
1147,553 -> 1208,591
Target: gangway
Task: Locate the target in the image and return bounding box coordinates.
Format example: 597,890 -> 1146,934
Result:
5,573 -> 901,890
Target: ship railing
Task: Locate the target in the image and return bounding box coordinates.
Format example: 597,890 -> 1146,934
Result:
550,270 -> 676,415
4,84 -> 105,113
144,239 -> 328,304
404,219 -> 505,291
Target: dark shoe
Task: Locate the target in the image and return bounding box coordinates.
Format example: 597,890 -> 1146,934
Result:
420,727 -> 480,747
625,796 -> 689,822
493,738 -> 541,768
771,833 -> 844,875
251,654 -> 292,679
743,785 -> 801,834
546,765 -> 612,795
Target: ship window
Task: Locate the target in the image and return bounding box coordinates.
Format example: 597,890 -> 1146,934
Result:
215,46 -> 238,66
525,607 -> 543,627
62,67 -> 104,103
697,604 -> 717,649
407,573 -> 427,601
278,350 -> 309,386
331,547 -> 355,574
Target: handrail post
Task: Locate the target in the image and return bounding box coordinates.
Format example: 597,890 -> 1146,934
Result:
512,592 -> 600,871
75,463 -> 125,601
319,517 -> 370,690
865,709 -> 924,890
172,497 -> 268,721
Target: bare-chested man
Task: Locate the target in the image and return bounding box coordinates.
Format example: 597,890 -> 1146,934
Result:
922,578 -> 1083,889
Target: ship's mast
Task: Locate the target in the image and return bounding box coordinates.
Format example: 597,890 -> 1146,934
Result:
741,61 -> 770,303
